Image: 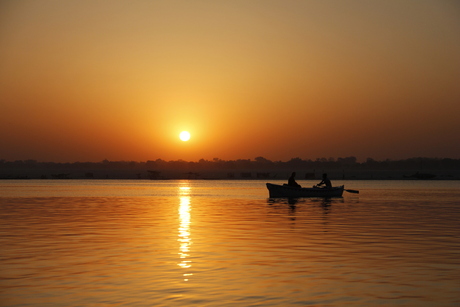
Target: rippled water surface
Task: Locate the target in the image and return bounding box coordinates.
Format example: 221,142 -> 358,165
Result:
1,180 -> 460,306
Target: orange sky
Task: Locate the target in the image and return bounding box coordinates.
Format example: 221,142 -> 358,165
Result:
1,1 -> 459,162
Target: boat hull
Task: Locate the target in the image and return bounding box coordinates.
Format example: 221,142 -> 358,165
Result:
266,183 -> 344,198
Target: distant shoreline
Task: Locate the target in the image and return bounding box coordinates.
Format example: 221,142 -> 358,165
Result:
2,158 -> 459,180
1,178 -> 459,181
1,170 -> 459,181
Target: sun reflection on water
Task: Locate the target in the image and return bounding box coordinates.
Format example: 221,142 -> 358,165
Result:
178,182 -> 192,281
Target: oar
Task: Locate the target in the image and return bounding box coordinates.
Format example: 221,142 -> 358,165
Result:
345,189 -> 359,194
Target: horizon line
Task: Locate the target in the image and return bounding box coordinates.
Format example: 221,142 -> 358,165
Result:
2,156 -> 460,164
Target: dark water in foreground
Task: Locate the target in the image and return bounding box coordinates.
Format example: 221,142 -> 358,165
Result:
1,180 -> 459,306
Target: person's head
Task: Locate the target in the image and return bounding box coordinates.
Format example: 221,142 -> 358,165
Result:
322,173 -> 328,178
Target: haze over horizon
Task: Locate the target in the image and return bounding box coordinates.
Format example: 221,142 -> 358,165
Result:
1,1 -> 459,163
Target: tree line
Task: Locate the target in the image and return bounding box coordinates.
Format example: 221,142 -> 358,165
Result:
2,156 -> 459,171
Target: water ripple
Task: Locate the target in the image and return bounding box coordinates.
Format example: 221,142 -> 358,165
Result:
1,180 -> 460,306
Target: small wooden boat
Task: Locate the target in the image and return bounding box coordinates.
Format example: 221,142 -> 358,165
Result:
266,183 -> 345,198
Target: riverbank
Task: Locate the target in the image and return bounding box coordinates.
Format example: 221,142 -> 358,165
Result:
1,168 -> 459,180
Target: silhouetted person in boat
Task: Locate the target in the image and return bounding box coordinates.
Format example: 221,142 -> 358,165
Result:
317,173 -> 332,188
287,172 -> 301,188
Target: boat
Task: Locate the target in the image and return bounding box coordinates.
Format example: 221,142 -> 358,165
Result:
266,183 -> 345,198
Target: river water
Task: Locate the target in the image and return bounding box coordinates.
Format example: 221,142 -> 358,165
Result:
1,180 -> 459,306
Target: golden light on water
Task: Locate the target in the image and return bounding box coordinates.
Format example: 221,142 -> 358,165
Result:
178,183 -> 192,281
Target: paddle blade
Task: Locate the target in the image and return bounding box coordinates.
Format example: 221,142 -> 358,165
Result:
345,189 -> 359,194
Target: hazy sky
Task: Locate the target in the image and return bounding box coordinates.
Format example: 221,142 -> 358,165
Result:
1,0 -> 459,162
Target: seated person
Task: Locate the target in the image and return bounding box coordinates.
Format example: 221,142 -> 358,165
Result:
287,172 -> 301,188
317,173 -> 332,188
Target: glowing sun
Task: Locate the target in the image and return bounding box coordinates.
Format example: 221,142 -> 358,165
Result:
179,131 -> 191,141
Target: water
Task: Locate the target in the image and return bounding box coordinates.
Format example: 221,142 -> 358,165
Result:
1,180 -> 459,306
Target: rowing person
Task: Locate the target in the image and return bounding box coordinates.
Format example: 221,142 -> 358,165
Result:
316,173 -> 332,188
287,172 -> 301,188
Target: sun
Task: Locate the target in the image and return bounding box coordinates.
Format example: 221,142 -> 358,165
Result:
179,131 -> 191,141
